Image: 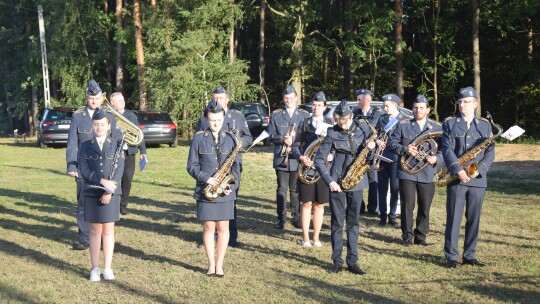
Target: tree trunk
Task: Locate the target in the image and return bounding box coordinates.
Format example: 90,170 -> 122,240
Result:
115,0 -> 124,92
291,0 -> 307,104
151,0 -> 156,19
343,0 -> 353,98
432,0 -> 440,121
472,0 -> 481,115
229,0 -> 236,64
30,87 -> 38,136
258,0 -> 266,104
134,0 -> 147,110
395,0 -> 404,103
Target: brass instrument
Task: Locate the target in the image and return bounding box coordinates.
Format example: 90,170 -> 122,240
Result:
102,93 -> 144,146
373,132 -> 389,171
204,131 -> 242,200
280,123 -> 296,167
400,130 -> 443,174
434,112 -> 502,187
298,138 -> 324,184
341,120 -> 378,190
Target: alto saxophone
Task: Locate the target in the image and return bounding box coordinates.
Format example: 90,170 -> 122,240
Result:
434,112 -> 502,187
400,130 -> 443,174
204,131 -> 242,200
341,120 -> 377,190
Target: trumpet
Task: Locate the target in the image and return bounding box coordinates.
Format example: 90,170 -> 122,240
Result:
280,123 -> 296,167
101,93 -> 144,146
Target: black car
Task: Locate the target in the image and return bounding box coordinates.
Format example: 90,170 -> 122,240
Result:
134,110 -> 177,147
37,107 -> 77,148
229,102 -> 270,139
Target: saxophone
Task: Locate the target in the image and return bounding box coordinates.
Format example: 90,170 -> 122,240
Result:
434,112 -> 502,187
204,131 -> 242,200
400,130 -> 443,174
298,138 -> 324,184
341,120 -> 377,190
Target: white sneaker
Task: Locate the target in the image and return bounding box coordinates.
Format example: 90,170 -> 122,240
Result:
89,268 -> 101,282
312,241 -> 322,247
102,268 -> 115,281
300,240 -> 312,247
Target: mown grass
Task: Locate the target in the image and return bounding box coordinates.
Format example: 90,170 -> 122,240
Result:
0,138 -> 539,303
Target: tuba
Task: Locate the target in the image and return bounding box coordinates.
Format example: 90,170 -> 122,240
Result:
204,131 -> 242,200
434,112 -> 502,187
400,130 -> 443,174
341,120 -> 378,190
102,94 -> 144,146
298,138 -> 324,184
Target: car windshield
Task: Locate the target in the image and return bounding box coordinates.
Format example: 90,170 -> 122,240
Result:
47,110 -> 73,120
137,112 -> 172,123
231,104 -> 267,116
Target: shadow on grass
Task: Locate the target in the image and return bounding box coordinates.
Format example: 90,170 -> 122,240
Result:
460,274 -> 540,303
488,162 -> 540,195
3,164 -> 66,176
0,282 -> 41,304
0,238 -> 185,303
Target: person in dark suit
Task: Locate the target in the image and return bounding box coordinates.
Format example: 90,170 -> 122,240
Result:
195,86 -> 252,247
66,79 -> 122,250
353,89 -> 381,216
375,94 -> 409,226
187,99 -> 241,277
442,87 -> 495,269
78,108 -> 124,281
110,92 -> 147,215
293,91 -> 333,247
388,95 -> 442,246
314,100 -> 375,275
267,85 -> 310,229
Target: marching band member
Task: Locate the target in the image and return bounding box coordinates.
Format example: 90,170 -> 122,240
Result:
187,99 -> 241,277
78,108 -> 124,281
293,91 -> 333,247
387,95 -> 442,246
267,85 -> 310,229
375,94 -> 409,226
195,86 -> 252,248
315,100 -> 375,275
442,87 -> 495,269
66,79 -> 122,250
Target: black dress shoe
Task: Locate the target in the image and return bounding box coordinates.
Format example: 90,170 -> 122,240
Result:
403,240 -> 413,247
274,219 -> 285,229
377,219 -> 387,226
120,208 -> 128,215
329,264 -> 342,273
215,273 -> 224,278
414,239 -> 430,246
72,242 -> 89,250
446,260 -> 458,269
462,258 -> 486,267
388,218 -> 397,227
347,264 -> 366,275
291,218 -> 302,229
229,241 -> 240,248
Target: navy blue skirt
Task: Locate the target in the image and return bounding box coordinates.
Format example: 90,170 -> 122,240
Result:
197,200 -> 234,221
84,195 -> 120,223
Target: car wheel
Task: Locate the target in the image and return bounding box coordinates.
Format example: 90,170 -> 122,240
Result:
169,137 -> 178,148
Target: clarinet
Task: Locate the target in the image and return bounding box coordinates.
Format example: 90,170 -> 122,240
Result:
108,135 -> 126,180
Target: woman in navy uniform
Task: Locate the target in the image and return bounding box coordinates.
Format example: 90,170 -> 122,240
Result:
292,91 -> 332,248
187,99 -> 240,277
387,95 -> 442,246
442,87 -> 495,269
314,100 -> 375,275
78,108 -> 124,282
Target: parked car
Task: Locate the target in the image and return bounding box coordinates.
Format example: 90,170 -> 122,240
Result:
134,110 -> 177,147
229,102 -> 270,140
37,107 -> 77,148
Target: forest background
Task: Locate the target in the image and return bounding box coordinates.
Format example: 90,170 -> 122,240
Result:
1,0 -> 539,139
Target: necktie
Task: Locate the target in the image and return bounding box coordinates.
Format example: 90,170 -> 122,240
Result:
98,139 -> 104,150
466,120 -> 471,129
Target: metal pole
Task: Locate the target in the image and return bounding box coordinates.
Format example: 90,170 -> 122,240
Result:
38,5 -> 51,109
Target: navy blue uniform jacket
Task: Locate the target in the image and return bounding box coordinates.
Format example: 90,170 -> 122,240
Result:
187,130 -> 241,203
441,115 -> 495,188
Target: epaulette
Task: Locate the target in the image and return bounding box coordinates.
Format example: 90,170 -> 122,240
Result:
399,119 -> 410,124
194,130 -> 205,135
299,109 -> 309,115
272,109 -> 282,114
444,116 -> 456,122
356,119 -> 368,124
477,116 -> 490,123
74,106 -> 86,114
431,120 -> 442,127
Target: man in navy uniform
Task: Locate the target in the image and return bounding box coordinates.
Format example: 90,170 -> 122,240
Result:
442,87 -> 495,269
315,100 -> 375,275
267,85 -> 310,229
110,92 -> 147,215
66,79 -> 122,250
375,94 -> 409,226
388,95 -> 442,246
195,86 -> 252,247
353,89 -> 381,215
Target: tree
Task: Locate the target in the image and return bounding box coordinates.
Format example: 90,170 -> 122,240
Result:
115,0 -> 124,92
471,0 -> 481,115
395,0 -> 404,104
134,0 -> 148,110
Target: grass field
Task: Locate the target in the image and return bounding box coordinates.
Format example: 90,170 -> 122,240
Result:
0,138 -> 539,303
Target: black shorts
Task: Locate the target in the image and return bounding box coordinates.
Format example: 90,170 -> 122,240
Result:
299,178 -> 330,203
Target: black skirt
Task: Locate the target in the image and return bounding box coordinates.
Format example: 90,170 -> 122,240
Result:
84,195 -> 120,223
299,178 -> 330,204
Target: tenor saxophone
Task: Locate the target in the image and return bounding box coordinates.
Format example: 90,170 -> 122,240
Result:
204,131 -> 242,200
341,120 -> 377,190
434,112 -> 502,187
